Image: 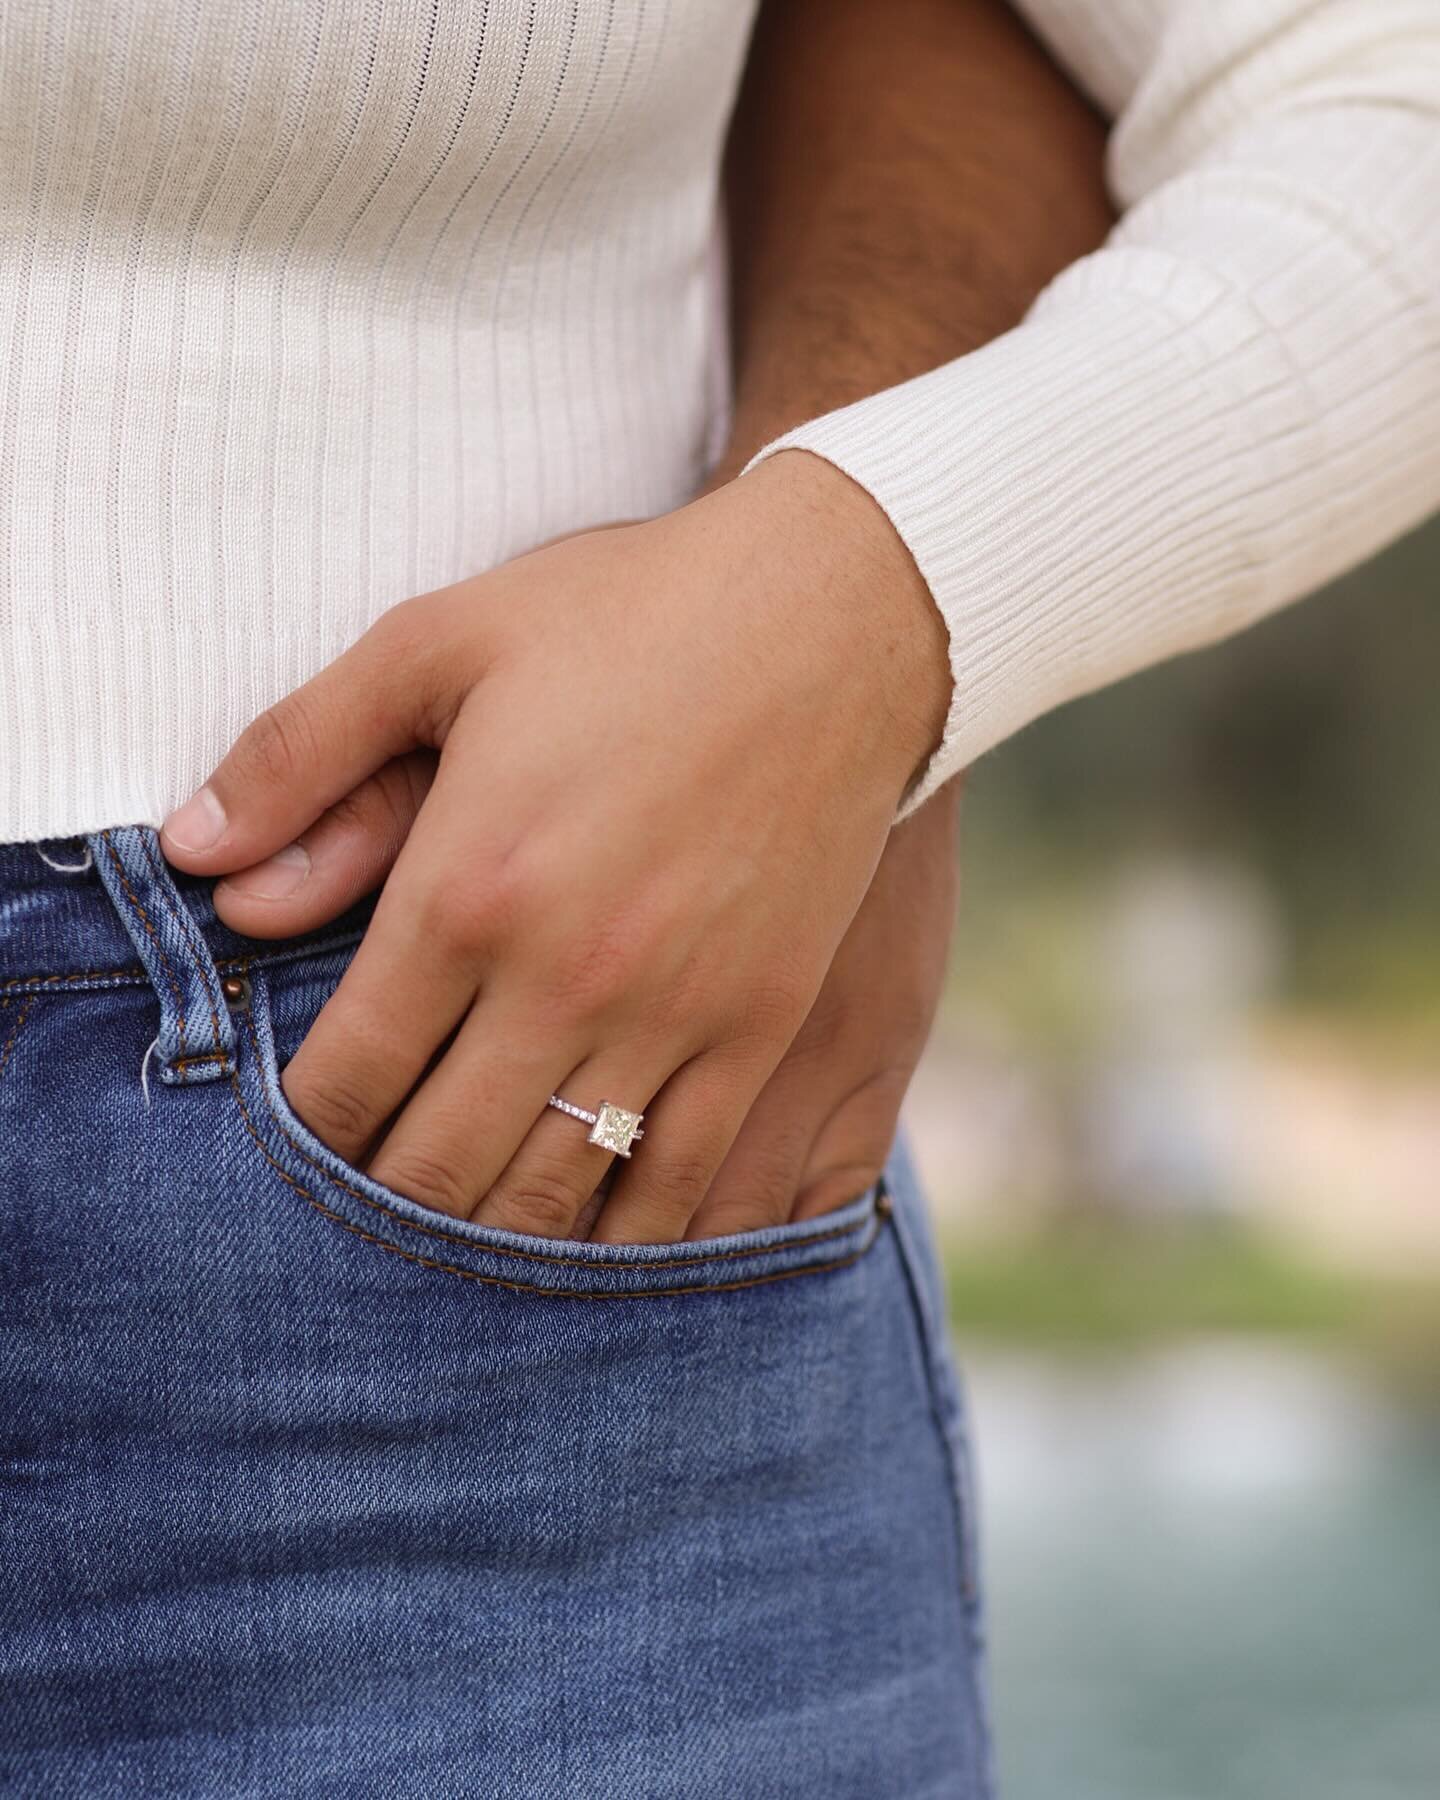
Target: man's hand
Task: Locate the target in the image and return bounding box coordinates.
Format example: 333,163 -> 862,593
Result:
163,453 -> 950,1244
687,782 -> 959,1237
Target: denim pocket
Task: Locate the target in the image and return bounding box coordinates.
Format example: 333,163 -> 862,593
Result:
0,992 -> 37,1092
228,948 -> 888,1300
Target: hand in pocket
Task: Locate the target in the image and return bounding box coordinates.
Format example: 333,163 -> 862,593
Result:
162,457 -> 951,1244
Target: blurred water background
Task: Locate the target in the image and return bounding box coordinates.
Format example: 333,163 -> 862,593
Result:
907,519 -> 1440,1798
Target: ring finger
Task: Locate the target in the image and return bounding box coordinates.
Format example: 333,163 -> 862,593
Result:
362,999 -> 592,1221
471,1046 -> 678,1240
590,1047 -> 777,1244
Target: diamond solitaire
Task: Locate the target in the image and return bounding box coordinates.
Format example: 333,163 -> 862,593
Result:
587,1101 -> 645,1157
546,1093 -> 646,1158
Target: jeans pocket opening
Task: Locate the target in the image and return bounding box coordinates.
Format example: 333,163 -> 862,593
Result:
229,959 -> 889,1299
0,991 -> 38,1091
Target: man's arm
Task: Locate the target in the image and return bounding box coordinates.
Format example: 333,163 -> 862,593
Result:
690,0 -> 1112,1233
746,0 -> 1440,816
714,0 -> 1111,481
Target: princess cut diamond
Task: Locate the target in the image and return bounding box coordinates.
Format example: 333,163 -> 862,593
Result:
588,1101 -> 644,1157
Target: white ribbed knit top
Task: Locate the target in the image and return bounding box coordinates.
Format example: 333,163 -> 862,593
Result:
3,0 -> 1439,840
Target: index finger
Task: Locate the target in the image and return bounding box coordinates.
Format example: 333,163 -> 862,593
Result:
161,598 -> 459,874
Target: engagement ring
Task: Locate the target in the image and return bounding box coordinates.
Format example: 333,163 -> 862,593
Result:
546,1094 -> 645,1157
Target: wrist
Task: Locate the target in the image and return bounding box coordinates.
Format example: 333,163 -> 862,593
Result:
736,449 -> 951,803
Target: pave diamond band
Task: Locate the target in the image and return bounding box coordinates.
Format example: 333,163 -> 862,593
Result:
546,1094 -> 646,1158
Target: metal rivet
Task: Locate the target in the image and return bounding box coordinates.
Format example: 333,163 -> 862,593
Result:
221,974 -> 250,1008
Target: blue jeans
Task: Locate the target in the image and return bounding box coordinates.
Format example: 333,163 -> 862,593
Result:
1,827 -> 991,1797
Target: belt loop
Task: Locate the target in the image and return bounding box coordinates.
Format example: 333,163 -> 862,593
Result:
87,826 -> 237,1085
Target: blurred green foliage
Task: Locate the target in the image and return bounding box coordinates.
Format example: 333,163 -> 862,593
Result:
942,1223 -> 1439,1353
951,517 -> 1440,1026
933,519 -> 1440,1355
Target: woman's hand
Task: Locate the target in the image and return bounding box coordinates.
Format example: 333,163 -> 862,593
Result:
162,452 -> 950,1243
209,759 -> 963,1241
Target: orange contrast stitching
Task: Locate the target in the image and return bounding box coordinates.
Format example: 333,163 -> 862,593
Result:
229,1058 -> 887,1300
0,995 -> 34,1087
0,966 -> 146,990
138,831 -> 226,1060
235,985 -> 884,1282
99,830 -> 189,1060
213,932 -> 365,976
0,935 -> 365,993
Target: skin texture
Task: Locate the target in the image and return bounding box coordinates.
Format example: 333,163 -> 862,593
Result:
167,0 -> 1111,1243
164,454 -> 948,1244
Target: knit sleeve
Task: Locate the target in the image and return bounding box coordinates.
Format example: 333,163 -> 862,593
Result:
742,0 -> 1440,817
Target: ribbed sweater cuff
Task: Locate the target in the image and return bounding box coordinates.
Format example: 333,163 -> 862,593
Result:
741,254 -> 1314,819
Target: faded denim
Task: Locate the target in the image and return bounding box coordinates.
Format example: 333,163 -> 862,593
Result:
0,827 -> 991,1797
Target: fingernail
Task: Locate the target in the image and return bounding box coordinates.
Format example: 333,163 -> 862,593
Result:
218,842 -> 311,900
163,786 -> 227,853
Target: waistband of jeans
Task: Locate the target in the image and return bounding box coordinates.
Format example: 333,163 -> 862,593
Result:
0,829 -> 376,989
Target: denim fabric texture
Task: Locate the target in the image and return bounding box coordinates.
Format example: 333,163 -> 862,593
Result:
1,828 -> 991,1797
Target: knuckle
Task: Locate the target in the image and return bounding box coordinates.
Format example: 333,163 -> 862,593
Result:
539,908 -> 654,1021
373,1146 -> 472,1216
325,784 -> 401,862
550,949 -> 635,1024
366,593 -> 437,671
774,1011 -> 844,1072
799,1160 -> 887,1219
789,986 -> 936,1072
734,971 -> 812,1049
731,1140 -> 806,1210
636,961 -> 715,1041
690,1190 -> 789,1241
420,869 -> 519,958
287,1068 -> 380,1159
242,698 -> 326,789
365,596 -> 419,655
368,596 -> 467,742
639,1150 -> 717,1214
882,996 -> 939,1058
485,1162 -> 585,1240
326,762 -> 429,872
847,1063 -> 915,1119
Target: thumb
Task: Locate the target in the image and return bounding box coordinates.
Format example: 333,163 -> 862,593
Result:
160,603 -> 445,874
210,751 -> 436,939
